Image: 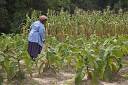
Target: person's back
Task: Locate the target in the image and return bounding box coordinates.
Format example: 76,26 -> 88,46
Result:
27,15 -> 47,61
28,20 -> 45,46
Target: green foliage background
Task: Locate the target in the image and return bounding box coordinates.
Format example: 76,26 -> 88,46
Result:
0,0 -> 128,33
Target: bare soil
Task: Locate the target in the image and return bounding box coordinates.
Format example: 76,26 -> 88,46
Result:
3,56 -> 128,85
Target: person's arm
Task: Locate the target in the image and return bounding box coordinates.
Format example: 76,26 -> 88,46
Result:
42,27 -> 45,43
39,25 -> 45,44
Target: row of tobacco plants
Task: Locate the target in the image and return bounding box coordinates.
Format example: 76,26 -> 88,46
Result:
0,33 -> 128,85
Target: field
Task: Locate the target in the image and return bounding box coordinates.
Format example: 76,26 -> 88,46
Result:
0,10 -> 128,85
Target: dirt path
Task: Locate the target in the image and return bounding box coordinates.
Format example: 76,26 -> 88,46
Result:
3,70 -> 128,85
30,71 -> 128,85
3,57 -> 128,85
32,72 -> 75,85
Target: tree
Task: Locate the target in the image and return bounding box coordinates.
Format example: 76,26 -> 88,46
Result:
0,0 -> 10,33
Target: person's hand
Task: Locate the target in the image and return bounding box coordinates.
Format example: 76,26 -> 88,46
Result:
43,40 -> 45,43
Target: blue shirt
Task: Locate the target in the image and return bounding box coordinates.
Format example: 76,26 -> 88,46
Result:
28,21 -> 45,47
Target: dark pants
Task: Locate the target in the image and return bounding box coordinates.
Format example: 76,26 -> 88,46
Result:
27,42 -> 42,59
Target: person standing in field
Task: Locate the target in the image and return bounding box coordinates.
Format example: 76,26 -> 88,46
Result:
28,15 -> 47,61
